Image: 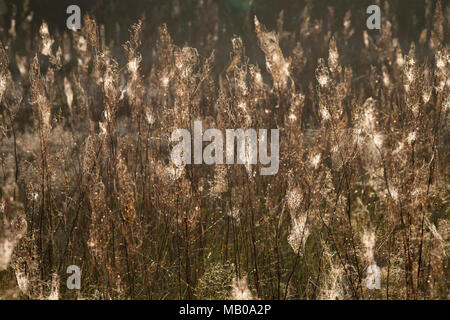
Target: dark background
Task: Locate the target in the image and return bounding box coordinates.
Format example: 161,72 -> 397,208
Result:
0,0 -> 430,38
0,0 -> 439,70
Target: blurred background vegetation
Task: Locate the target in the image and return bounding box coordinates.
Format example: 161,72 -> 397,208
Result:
0,0 -> 439,71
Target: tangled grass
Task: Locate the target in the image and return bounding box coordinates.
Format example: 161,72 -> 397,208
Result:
0,0 -> 449,299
